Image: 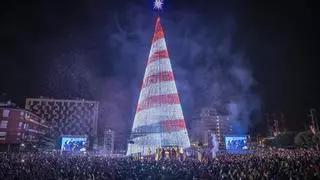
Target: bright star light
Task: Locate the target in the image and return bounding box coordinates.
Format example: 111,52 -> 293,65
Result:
154,0 -> 164,10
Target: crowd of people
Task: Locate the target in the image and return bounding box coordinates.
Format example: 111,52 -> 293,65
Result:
0,149 -> 319,180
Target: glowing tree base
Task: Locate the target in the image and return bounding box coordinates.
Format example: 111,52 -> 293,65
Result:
127,17 -> 190,156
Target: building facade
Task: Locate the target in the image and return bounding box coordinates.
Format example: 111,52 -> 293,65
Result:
25,98 -> 99,140
191,107 -> 232,150
0,108 -> 49,144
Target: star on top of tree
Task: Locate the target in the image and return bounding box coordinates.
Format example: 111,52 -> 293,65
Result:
153,0 -> 164,11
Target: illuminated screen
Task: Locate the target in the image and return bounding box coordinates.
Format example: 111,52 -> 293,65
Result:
225,136 -> 248,153
61,136 -> 87,153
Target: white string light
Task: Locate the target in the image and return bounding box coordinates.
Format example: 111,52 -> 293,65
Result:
127,12 -> 191,156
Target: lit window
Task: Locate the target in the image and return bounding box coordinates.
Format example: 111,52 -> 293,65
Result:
0,132 -> 7,139
3,110 -> 10,117
0,121 -> 8,128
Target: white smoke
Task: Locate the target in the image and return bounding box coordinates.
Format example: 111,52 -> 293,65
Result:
211,133 -> 219,158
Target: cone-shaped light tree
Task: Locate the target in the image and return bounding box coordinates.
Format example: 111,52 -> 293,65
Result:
127,16 -> 191,155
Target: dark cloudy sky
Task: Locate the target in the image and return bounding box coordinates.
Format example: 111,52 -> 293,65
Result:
0,0 -> 319,139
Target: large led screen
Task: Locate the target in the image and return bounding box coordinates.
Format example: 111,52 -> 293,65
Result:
61,136 -> 87,153
225,136 -> 248,153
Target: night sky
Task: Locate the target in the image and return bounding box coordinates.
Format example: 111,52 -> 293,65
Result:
0,0 -> 319,140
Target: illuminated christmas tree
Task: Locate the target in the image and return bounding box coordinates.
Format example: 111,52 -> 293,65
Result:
127,16 -> 191,155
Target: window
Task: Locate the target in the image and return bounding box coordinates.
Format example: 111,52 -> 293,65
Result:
0,132 -> 6,136
0,121 -> 8,128
2,109 -> 10,117
0,132 -> 6,140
